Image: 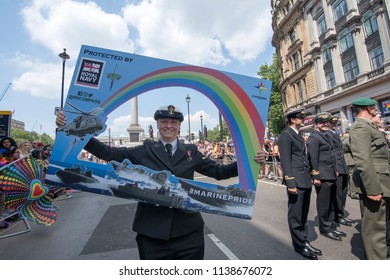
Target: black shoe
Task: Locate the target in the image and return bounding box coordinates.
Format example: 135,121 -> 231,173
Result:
320,232 -> 342,241
304,241 -> 322,256
294,247 -> 318,260
333,230 -> 347,237
338,218 -> 352,226
343,217 -> 355,223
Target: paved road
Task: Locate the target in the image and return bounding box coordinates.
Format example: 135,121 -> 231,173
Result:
0,177 -> 365,260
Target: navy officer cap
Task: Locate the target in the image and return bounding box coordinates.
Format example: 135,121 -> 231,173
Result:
313,112 -> 332,123
154,105 -> 184,122
284,107 -> 310,119
351,97 -> 377,106
329,115 -> 339,124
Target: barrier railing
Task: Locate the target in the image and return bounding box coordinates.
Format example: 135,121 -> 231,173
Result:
258,157 -> 283,184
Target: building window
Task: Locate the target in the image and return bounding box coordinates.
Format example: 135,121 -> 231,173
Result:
339,29 -> 354,53
362,11 -> 378,37
317,13 -> 327,36
297,81 -> 303,102
293,52 -> 300,70
326,72 -> 336,89
343,59 -> 359,81
289,30 -> 296,42
322,48 -> 332,64
369,46 -> 384,70
333,0 -> 348,21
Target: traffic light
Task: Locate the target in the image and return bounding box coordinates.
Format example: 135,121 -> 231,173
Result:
191,133 -> 195,140
199,131 -> 203,140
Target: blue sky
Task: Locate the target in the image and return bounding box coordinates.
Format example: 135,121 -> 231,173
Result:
0,0 -> 275,139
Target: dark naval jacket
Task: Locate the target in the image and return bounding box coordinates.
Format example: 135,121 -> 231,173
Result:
326,130 -> 348,175
307,130 -> 337,180
278,127 -> 312,188
85,137 -> 238,240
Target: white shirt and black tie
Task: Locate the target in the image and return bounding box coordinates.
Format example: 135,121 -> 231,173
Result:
160,139 -> 177,158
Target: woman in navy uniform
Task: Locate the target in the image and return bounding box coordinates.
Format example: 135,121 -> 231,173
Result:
307,113 -> 346,241
278,108 -> 322,260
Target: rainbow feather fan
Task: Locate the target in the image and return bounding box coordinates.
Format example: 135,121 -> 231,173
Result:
0,155 -> 56,225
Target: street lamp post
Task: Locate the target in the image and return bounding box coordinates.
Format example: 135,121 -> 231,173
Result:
219,111 -> 223,141
186,94 -> 191,141
58,48 -> 70,109
200,114 -> 203,140
108,128 -> 111,147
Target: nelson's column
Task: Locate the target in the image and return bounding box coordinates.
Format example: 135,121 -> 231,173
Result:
127,97 -> 144,143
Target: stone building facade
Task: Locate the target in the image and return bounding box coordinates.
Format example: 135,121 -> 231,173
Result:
271,0 -> 390,131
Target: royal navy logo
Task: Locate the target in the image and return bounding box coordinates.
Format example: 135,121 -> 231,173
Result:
168,105 -> 175,116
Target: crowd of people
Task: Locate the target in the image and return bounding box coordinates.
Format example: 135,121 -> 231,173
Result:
258,138 -> 283,181
195,139 -> 236,163
0,137 -> 53,229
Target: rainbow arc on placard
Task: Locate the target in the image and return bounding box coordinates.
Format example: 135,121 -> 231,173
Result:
98,66 -> 265,190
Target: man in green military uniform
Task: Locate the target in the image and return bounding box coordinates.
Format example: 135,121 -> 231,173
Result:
349,97 -> 390,260
341,127 -> 359,200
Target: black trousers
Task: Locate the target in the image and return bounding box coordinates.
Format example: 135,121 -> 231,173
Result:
315,180 -> 337,233
334,174 -> 348,220
287,187 -> 312,249
136,227 -> 204,260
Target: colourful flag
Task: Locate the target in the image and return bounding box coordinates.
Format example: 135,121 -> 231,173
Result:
0,155 -> 56,225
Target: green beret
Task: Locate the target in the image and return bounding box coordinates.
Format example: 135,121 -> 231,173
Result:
351,98 -> 377,106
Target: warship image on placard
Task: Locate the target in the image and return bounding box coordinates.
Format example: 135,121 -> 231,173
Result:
109,160 -> 184,208
110,182 -> 184,208
110,159 -> 254,209
56,166 -> 99,185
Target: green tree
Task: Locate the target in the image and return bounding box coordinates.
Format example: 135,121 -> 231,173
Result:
10,128 -> 54,146
257,53 -> 285,136
205,119 -> 231,142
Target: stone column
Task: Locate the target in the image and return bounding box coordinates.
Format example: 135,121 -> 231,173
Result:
330,44 -> 344,85
322,0 -> 333,31
127,97 -> 144,143
351,27 -> 370,74
313,54 -> 326,93
375,6 -> 390,63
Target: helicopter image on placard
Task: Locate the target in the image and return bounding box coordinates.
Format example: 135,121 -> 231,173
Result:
57,102 -> 104,141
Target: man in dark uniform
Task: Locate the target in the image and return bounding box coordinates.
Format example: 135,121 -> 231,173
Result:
349,98 -> 390,259
307,112 -> 346,241
56,105 -> 245,260
278,108 -> 322,260
327,115 -> 354,226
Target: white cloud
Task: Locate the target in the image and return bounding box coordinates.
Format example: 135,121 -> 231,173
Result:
21,0 -> 135,59
14,0 -> 135,99
122,0 -> 272,65
11,53 -> 73,99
